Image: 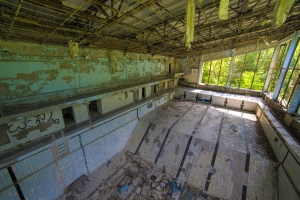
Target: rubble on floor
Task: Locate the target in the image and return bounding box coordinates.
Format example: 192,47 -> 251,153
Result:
60,151 -> 220,200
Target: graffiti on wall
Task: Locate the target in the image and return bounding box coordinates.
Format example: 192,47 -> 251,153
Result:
8,112 -> 60,133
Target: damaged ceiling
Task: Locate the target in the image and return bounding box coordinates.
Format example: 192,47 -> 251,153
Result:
0,0 -> 300,58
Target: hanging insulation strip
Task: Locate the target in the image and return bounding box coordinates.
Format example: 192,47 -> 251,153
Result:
272,0 -> 296,28
184,0 -> 195,50
219,0 -> 229,20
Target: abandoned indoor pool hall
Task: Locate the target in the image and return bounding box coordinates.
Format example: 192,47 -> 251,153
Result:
0,0 -> 300,199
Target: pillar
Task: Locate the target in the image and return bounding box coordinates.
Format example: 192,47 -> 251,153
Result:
197,55 -> 204,84
96,99 -> 102,114
73,104 -> 89,123
287,82 -> 300,113
226,48 -> 236,87
146,86 -> 151,97
263,43 -> 280,92
272,32 -> 299,100
137,88 -> 142,100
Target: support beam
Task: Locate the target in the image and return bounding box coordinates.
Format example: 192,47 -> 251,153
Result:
287,81 -> 300,113
263,43 -> 280,92
80,0 -> 161,43
118,0 -> 125,11
111,0 -> 114,16
6,0 -> 23,40
226,48 -> 236,87
272,32 -> 299,100
197,55 -> 204,84
41,1 -> 87,44
92,3 -> 109,18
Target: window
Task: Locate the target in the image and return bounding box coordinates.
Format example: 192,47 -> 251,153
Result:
268,42 -> 290,92
230,48 -> 274,90
202,57 -> 230,86
277,40 -> 300,108
202,48 -> 274,90
253,49 -> 274,90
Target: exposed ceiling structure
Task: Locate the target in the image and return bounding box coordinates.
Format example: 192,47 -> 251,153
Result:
0,0 -> 300,58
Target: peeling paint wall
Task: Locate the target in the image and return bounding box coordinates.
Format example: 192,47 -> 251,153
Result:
179,57 -> 199,83
0,90 -> 175,200
0,41 -> 170,107
0,110 -> 64,152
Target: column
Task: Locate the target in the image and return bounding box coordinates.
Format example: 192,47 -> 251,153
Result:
73,104 -> 89,123
96,99 -> 102,114
197,55 -> 204,85
263,43 -> 280,92
146,86 -> 151,97
287,82 -> 300,113
137,88 -> 142,100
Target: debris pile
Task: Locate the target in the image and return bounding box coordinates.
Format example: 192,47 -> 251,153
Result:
60,151 -> 219,200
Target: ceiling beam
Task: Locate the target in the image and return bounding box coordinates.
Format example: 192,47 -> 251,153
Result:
79,0 -> 161,43
25,0 -> 104,24
92,2 -> 109,18
130,4 -> 276,52
41,1 -> 87,44
5,0 -> 23,41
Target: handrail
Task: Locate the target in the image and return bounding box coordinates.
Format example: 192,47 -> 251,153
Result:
0,74 -> 174,116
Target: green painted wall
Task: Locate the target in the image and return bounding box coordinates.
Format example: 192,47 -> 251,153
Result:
0,41 -> 173,107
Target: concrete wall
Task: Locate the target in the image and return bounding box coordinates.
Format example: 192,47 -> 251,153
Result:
145,86 -> 152,97
0,41 -> 171,107
73,104 -> 89,123
101,92 -> 134,114
0,110 -> 65,152
179,84 -> 263,97
0,108 -> 138,200
179,57 -> 199,83
0,90 -> 175,199
174,89 -> 257,111
0,78 -> 173,152
256,104 -> 300,199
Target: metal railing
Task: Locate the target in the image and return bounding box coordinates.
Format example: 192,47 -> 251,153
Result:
0,74 -> 174,117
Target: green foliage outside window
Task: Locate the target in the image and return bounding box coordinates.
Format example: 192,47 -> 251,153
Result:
202,58 -> 231,86
232,49 -> 274,90
202,48 -> 274,91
